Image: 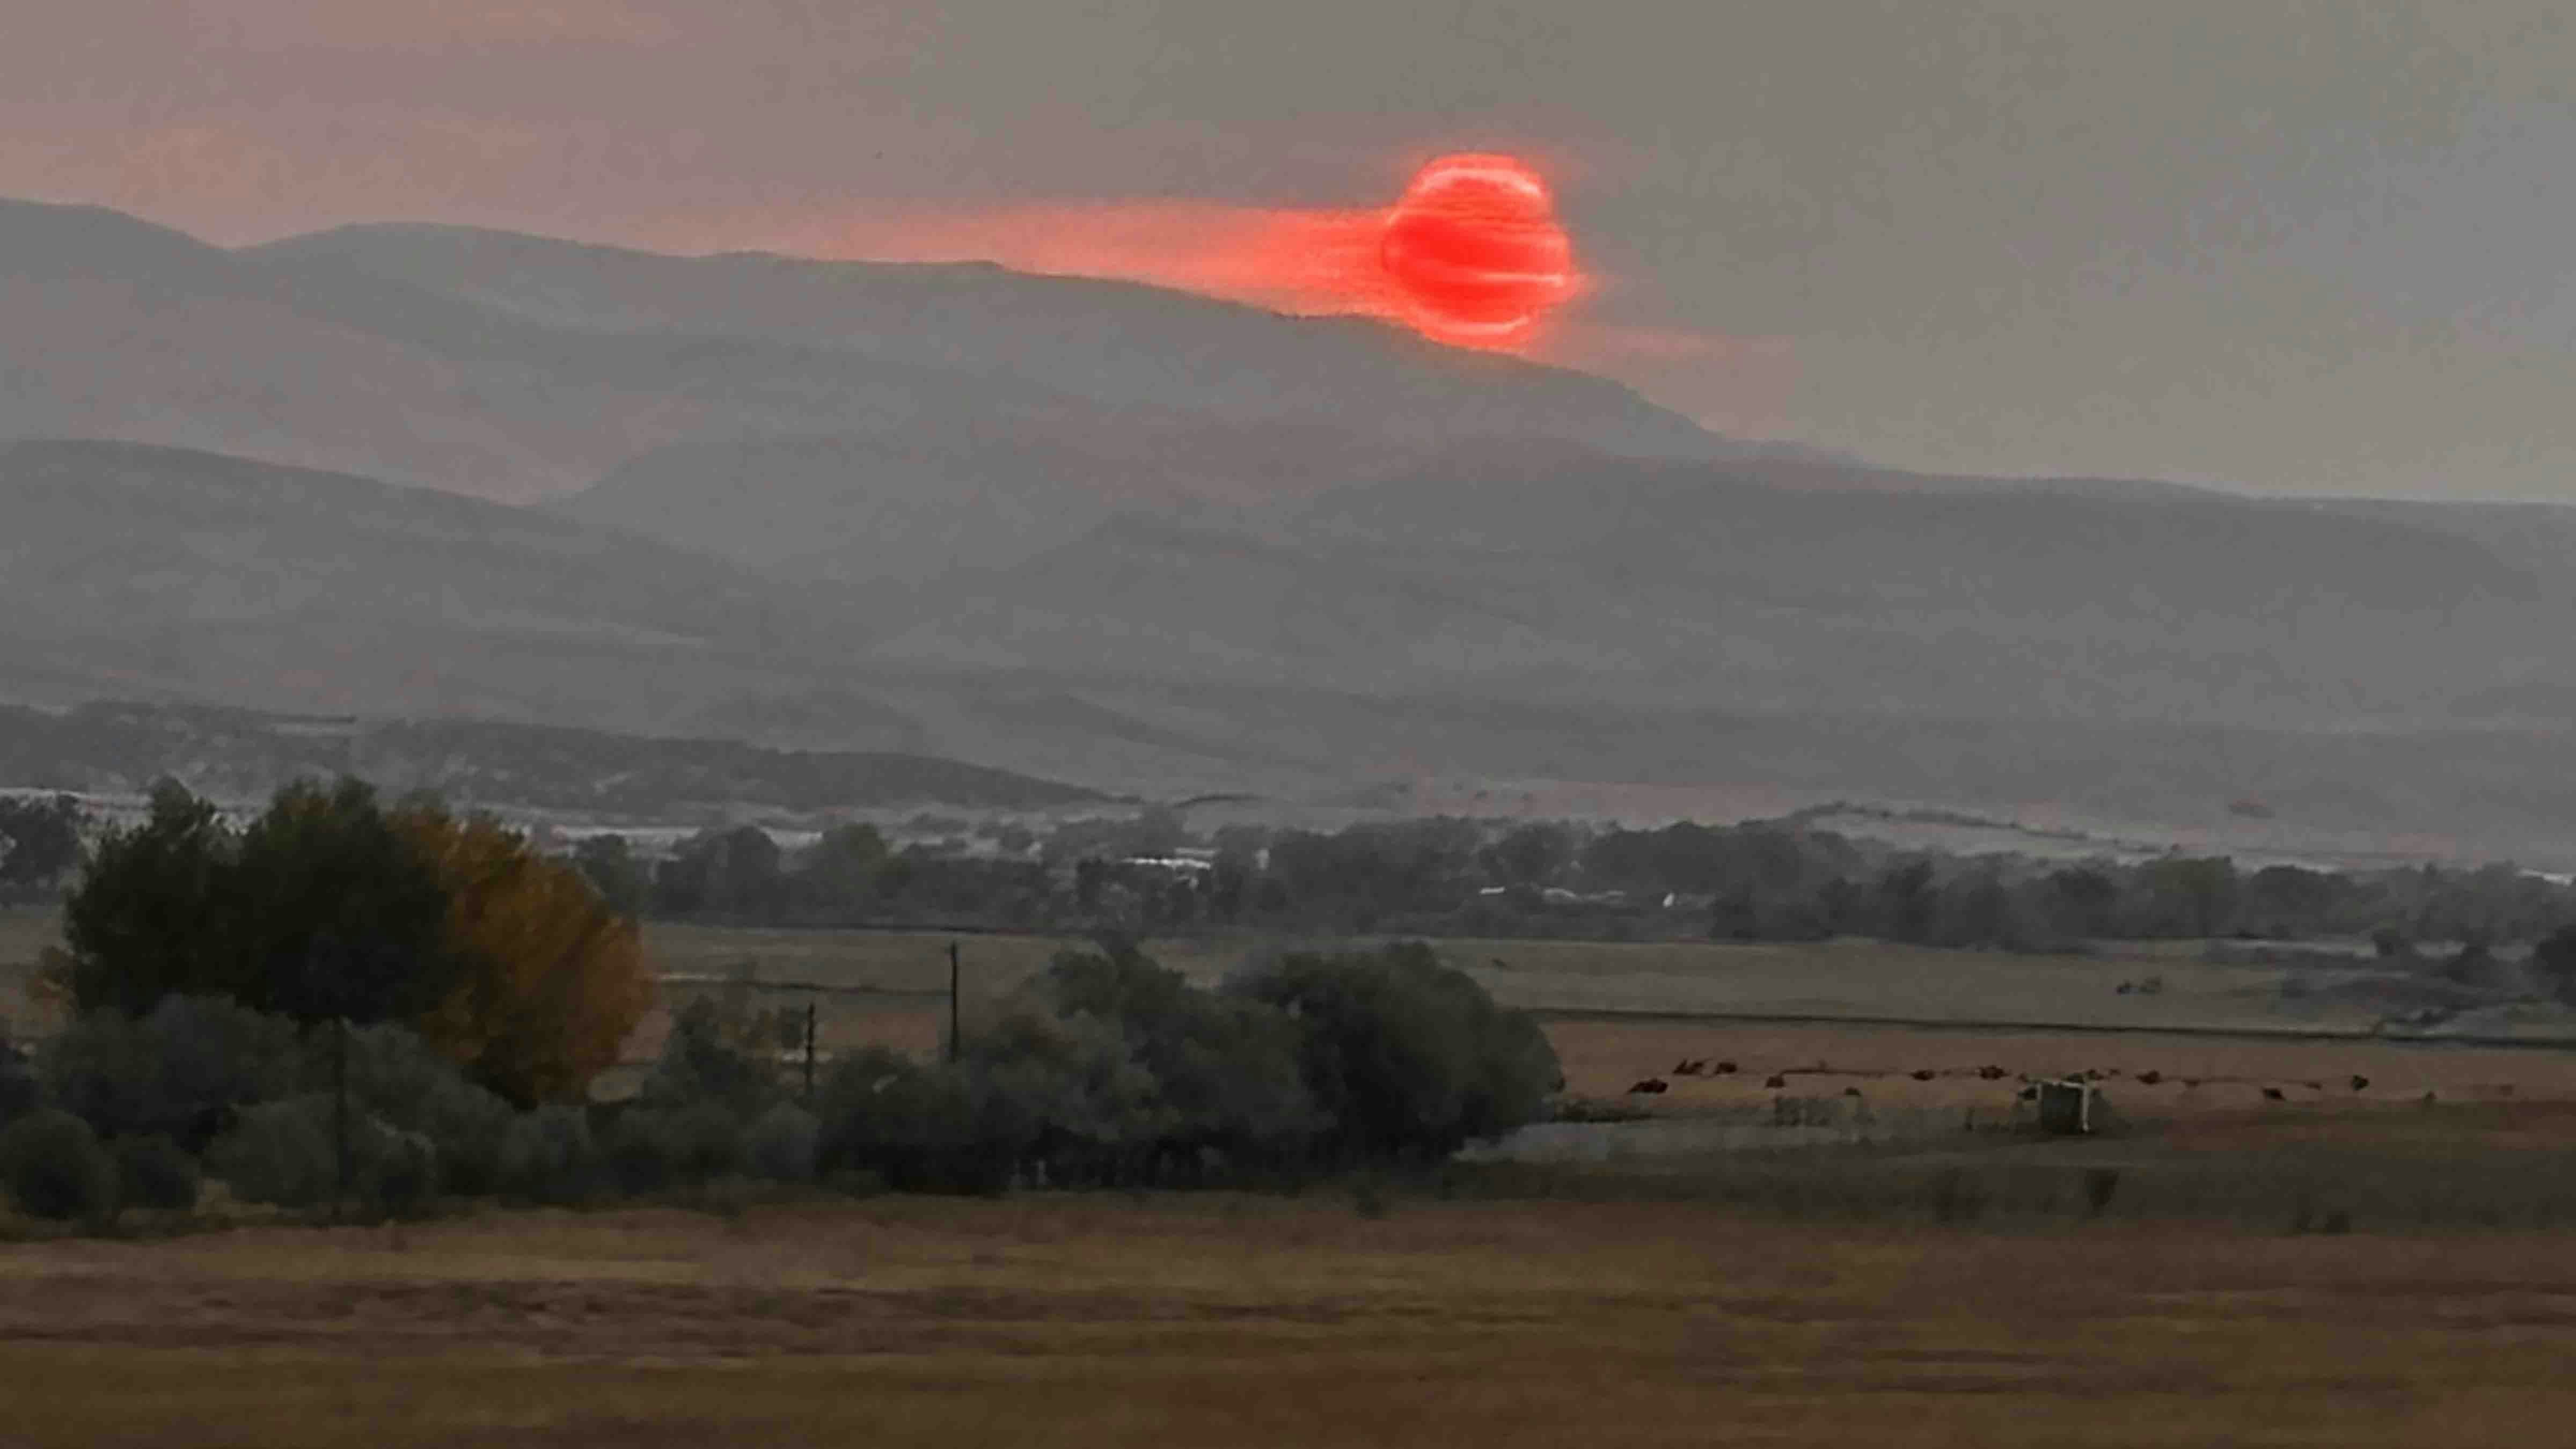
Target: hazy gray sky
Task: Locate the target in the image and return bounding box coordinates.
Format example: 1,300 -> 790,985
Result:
7,2 -> 2575,497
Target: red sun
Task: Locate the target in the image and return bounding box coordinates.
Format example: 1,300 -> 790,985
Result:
1378,153 -> 1581,348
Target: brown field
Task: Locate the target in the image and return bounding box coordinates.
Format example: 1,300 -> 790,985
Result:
9,1193 -> 2576,1447
642,924 -> 2346,1032
1538,1016 -> 2576,1114
16,910 -> 2573,1043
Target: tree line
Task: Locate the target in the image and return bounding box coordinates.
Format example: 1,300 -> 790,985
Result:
21,787 -> 2576,955
0,779 -> 1560,1227
569,812 -> 2576,955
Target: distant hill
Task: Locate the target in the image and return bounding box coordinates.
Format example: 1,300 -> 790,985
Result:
865,440 -> 2562,731
249,222 -> 1722,463
0,199 -> 1725,511
0,698 -> 1109,818
0,438 -> 882,732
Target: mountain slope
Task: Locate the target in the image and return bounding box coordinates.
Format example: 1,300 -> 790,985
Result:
0,199 -> 1145,500
2,196 -> 1738,568
247,222 -> 1725,462
0,438 -> 881,730
0,698 -> 1107,816
864,441 -> 2559,730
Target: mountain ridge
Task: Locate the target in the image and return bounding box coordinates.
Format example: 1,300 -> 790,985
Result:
13,200 -> 2576,863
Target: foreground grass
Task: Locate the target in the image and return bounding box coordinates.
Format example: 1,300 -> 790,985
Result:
8,1191 -> 2576,1447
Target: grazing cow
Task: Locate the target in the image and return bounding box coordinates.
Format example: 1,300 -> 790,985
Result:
2262,1086 -> 2286,1102
1977,1065 -> 2008,1081
1842,1086 -> 1863,1097
1626,1078 -> 1670,1095
2137,1070 -> 2162,1085
1671,1059 -> 1697,1077
2421,1090 -> 2438,1105
1911,1069 -> 1937,1081
1763,1073 -> 1788,1089
2350,1074 -> 2369,1092
1714,1060 -> 1738,1075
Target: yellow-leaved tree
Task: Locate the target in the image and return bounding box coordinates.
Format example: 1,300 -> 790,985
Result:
397,804 -> 656,1106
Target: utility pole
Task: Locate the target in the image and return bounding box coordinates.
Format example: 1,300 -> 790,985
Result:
332,1012 -> 350,1225
801,998 -> 818,1101
947,940 -> 961,1064
304,939 -> 352,1226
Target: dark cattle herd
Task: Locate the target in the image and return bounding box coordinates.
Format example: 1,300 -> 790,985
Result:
1615,1053 -> 2442,1106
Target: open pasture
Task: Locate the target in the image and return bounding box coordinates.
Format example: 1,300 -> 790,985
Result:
637,923 -> 2448,1036
1539,1016 -> 2576,1117
13,911 -> 2557,1045
8,1193 -> 2576,1447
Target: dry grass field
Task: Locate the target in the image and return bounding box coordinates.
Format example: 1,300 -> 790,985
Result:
15,910 -> 2569,1043
641,924 -> 2336,1030
10,1194 -> 2576,1447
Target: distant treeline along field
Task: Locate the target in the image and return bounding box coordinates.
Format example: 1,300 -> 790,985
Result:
12,786 -> 2576,967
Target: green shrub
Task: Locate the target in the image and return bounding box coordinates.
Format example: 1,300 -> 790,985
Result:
745,1101 -> 819,1183
209,1093 -> 444,1218
664,1101 -> 744,1184
814,1047 -> 1006,1194
41,997 -> 301,1151
0,1108 -> 121,1225
0,1037 -> 40,1128
641,997 -> 783,1117
965,1008 -> 1167,1187
1227,942 -> 1560,1167
1021,946 -> 1319,1179
111,1133 -> 201,1212
602,1107 -> 678,1195
599,1101 -> 744,1196
499,1104 -> 601,1206
313,1023 -> 512,1197
360,1128 -> 440,1219
208,1095 -> 338,1209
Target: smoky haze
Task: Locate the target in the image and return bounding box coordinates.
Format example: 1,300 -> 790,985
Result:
4,1 -> 2573,496
3,3 -> 2576,873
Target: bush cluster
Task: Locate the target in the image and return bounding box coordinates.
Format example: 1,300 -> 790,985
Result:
811,941 -> 1559,1192
113,1133 -> 202,1212
5,940 -> 1556,1229
0,1108 -> 119,1225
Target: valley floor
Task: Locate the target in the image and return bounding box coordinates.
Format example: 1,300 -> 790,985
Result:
9,1191 -> 2576,1447
14,912 -> 2576,1444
